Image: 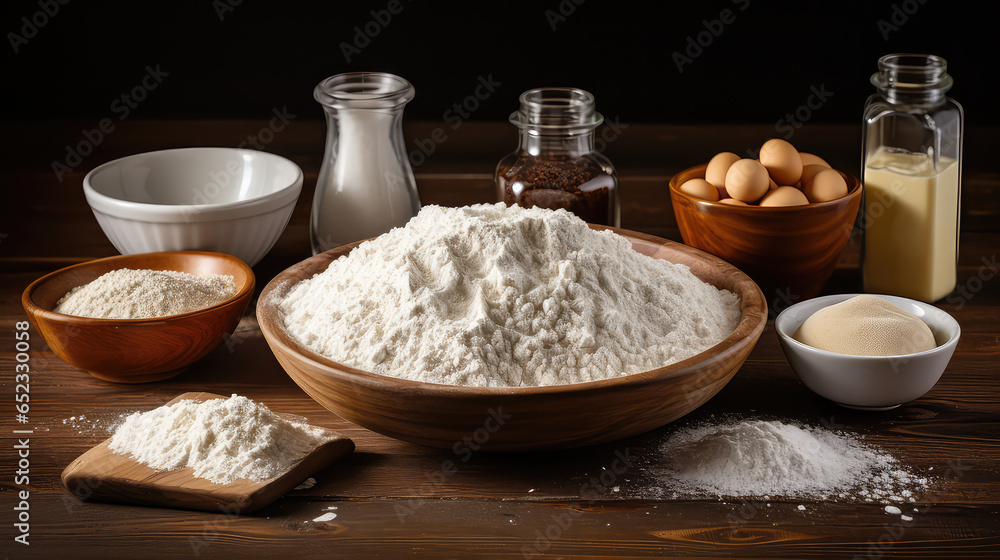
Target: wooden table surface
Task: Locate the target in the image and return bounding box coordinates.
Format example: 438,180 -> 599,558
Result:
1,120 -> 998,559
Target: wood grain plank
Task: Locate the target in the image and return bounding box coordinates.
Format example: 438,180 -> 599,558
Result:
1,121 -> 998,559
22,495 -> 1000,559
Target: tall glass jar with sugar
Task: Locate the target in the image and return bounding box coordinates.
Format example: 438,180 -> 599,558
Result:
310,72 -> 421,254
861,54 -> 963,303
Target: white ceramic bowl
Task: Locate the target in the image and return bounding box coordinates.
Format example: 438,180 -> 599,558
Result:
775,294 -> 960,410
84,147 -> 303,266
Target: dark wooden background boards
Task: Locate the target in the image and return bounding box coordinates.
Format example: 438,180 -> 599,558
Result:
1,121 -> 998,558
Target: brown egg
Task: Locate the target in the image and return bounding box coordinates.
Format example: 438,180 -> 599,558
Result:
760,186 -> 809,207
799,152 -> 831,168
679,178 -> 720,201
705,152 -> 741,197
725,159 -> 770,202
804,168 -> 848,202
759,138 -> 803,186
718,198 -> 749,206
798,164 -> 828,189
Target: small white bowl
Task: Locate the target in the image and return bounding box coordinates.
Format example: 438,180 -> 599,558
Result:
775,293 -> 960,410
84,147 -> 303,266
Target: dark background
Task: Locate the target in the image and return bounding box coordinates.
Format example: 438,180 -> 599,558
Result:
2,0 -> 994,128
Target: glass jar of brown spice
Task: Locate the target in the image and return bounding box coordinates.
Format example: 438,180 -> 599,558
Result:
495,88 -> 620,227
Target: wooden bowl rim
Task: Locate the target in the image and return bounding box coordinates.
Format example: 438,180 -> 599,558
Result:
669,163 -> 863,211
22,250 -> 255,325
257,226 -> 767,397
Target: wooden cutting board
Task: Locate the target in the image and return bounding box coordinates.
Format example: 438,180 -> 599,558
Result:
61,391 -> 355,514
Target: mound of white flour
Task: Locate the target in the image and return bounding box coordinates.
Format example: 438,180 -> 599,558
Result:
278,204 -> 741,387
653,419 -> 929,501
109,394 -> 331,484
55,268 -> 235,319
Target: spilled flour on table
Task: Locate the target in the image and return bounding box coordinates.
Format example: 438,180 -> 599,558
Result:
629,417 -> 931,504
312,506 -> 338,523
62,411 -> 131,436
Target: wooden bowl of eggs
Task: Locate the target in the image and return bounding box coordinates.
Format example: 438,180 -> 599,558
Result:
669,139 -> 862,307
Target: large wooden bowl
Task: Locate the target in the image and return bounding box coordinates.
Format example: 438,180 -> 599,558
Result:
257,227 -> 767,451
670,164 -> 862,307
22,251 -> 254,383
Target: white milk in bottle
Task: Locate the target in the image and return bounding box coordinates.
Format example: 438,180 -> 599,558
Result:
863,148 -> 959,302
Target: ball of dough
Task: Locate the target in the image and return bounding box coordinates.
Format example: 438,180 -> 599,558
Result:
792,295 -> 937,356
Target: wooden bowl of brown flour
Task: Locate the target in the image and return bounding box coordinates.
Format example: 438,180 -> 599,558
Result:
258,205 -> 767,451
23,251 -> 254,383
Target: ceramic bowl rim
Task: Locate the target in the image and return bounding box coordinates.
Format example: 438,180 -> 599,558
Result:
83,147 -> 304,220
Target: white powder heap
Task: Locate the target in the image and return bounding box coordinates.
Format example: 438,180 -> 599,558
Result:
109,394 -> 332,485
657,419 -> 929,501
55,268 -> 236,319
278,203 -> 741,387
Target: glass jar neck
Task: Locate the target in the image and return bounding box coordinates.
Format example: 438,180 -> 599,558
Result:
511,87 -> 603,156
871,54 -> 953,106
314,72 -> 414,111
519,129 -> 595,156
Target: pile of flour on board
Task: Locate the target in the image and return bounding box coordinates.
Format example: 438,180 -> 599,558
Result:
109,394 -> 332,485
277,203 -> 742,387
651,418 -> 929,503
55,268 -> 236,319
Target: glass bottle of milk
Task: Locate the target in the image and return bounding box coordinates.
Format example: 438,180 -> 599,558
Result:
310,72 -> 421,254
861,54 -> 963,303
